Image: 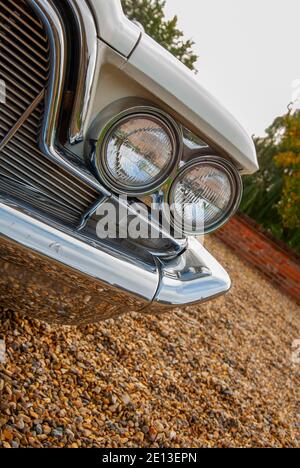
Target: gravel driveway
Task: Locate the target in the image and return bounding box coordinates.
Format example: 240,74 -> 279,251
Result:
0,237 -> 299,448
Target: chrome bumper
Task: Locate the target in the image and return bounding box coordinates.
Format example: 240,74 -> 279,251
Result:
0,202 -> 230,325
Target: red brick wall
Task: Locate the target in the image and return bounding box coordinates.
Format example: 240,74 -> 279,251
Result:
215,214 -> 300,304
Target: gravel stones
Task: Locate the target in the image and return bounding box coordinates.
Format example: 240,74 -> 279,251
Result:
0,237 -> 299,447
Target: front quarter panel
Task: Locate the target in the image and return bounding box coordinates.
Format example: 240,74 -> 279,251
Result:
87,0 -> 141,57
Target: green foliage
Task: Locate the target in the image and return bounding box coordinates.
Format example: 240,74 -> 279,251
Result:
122,1 -> 299,252
121,0 -> 198,71
241,110 -> 300,252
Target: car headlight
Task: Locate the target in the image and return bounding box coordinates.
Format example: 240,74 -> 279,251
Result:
94,108 -> 180,195
169,157 -> 242,235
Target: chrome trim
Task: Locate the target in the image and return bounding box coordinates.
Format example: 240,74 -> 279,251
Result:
91,105 -> 182,196
67,0 -> 99,145
0,0 -> 233,323
0,1 -> 100,222
28,0 -> 106,193
101,195 -> 188,258
27,0 -> 243,219
76,195 -> 108,231
0,201 -> 158,303
151,237 -> 231,309
168,156 -> 243,235
24,2 -> 185,259
0,200 -> 231,324
0,91 -> 45,153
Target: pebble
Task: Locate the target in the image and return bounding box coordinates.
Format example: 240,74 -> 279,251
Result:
52,428 -> 64,439
0,237 -> 299,448
35,425 -> 43,435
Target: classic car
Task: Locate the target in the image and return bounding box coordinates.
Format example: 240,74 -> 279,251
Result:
0,0 -> 258,325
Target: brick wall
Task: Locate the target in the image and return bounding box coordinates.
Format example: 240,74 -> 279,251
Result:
215,214 -> 300,304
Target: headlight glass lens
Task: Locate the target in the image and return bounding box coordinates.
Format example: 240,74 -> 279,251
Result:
169,159 -> 241,235
104,115 -> 175,191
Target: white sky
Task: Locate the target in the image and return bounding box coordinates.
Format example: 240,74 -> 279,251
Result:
164,0 -> 300,137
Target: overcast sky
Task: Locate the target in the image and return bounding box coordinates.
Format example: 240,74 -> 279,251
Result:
164,0 -> 300,137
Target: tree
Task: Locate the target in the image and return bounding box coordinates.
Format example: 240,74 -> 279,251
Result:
241,109 -> 300,252
275,112 -> 300,233
121,0 -> 198,71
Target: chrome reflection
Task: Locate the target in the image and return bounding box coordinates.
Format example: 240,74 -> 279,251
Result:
0,201 -> 231,324
67,0 -> 99,144
28,0 -> 106,192
0,201 -> 158,324
149,237 -> 231,310
91,105 -> 182,196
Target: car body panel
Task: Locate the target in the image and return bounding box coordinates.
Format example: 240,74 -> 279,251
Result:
87,0 -> 141,57
87,0 -> 258,174
0,0 -> 256,324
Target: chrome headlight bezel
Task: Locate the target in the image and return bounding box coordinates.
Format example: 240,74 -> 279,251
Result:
92,106 -> 182,196
168,156 -> 243,235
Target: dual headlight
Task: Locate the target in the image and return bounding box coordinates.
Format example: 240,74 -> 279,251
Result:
92,106 -> 242,236
169,157 -> 242,235
94,108 -> 179,194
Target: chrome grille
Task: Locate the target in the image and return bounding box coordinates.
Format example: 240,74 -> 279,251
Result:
0,0 -> 99,225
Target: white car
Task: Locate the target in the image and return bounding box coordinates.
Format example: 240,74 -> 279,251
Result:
0,0 -> 258,325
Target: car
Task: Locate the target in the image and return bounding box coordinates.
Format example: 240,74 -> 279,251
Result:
0,0 -> 258,325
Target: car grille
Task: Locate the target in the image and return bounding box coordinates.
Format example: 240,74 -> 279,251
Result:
0,0 -> 99,225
